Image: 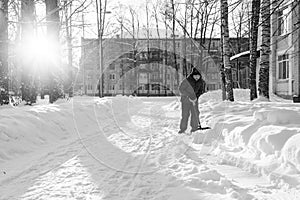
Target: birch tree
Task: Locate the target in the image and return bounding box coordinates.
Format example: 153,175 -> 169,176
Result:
220,0 -> 234,101
220,12 -> 226,101
249,0 -> 260,100
258,0 -> 270,99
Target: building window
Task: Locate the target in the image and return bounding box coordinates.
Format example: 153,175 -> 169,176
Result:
278,54 -> 289,79
109,85 -> 115,90
109,73 -> 116,80
211,41 -> 215,49
152,72 -> 159,80
87,84 -> 92,90
212,73 -> 218,80
87,75 -> 92,80
278,7 -> 289,36
109,64 -> 115,70
207,84 -> 216,90
232,71 -> 237,81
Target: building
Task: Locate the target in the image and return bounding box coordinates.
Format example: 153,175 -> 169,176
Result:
270,0 -> 300,100
78,37 -> 249,96
229,0 -> 300,101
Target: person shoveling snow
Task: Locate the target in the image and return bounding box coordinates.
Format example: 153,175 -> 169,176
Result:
178,67 -> 210,135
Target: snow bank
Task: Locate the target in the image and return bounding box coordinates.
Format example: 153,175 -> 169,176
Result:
0,96 -> 144,162
194,89 -> 300,186
281,134 -> 300,171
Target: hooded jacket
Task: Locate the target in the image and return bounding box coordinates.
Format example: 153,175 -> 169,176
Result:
179,68 -> 206,101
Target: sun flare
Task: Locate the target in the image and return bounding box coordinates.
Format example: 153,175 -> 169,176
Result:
18,36 -> 59,65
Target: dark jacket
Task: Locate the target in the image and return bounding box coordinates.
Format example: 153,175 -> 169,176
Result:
179,69 -> 206,101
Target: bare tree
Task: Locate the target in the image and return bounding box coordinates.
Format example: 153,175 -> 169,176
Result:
220,0 -> 234,101
231,1 -> 250,88
258,0 -> 270,99
95,0 -> 109,97
20,0 -> 36,104
249,0 -> 260,100
114,4 -> 141,95
164,0 -> 218,74
220,10 -> 226,101
0,0 -> 9,104
63,0 -> 73,97
163,3 -> 168,96
45,0 -> 63,103
170,0 -> 179,87
151,0 -> 163,95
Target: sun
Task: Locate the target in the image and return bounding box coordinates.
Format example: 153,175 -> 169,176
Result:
18,35 -> 60,66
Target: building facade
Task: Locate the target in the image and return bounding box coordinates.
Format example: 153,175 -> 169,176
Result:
270,0 -> 300,99
78,37 -> 248,96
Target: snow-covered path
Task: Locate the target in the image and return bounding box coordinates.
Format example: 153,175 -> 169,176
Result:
1,94 -> 300,199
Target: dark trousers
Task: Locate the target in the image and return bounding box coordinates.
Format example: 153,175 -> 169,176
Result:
179,99 -> 200,132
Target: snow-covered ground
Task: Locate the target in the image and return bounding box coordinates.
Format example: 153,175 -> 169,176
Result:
1,90 -> 300,200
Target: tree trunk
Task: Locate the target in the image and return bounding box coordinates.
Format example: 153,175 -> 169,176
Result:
258,0 -> 271,99
153,2 -> 162,95
221,0 -> 234,101
220,14 -> 226,101
0,0 -> 9,104
164,11 -> 168,96
146,1 -> 150,96
21,0 -> 36,105
171,0 -> 179,89
45,0 -> 62,103
249,0 -> 260,100
64,1 -> 73,97
183,2 -> 188,77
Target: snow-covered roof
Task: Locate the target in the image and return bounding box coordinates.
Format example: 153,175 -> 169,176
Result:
230,50 -> 250,61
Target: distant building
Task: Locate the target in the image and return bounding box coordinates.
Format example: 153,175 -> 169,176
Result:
78,37 -> 248,96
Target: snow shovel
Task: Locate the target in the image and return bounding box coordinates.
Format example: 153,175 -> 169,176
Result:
191,100 -> 210,130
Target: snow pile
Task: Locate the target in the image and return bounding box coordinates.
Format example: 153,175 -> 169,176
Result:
194,89 -> 300,186
0,96 -> 144,162
0,104 -> 74,160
